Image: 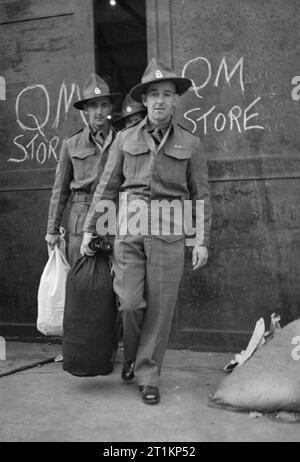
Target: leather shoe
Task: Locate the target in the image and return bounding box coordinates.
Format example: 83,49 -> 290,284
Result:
121,361 -> 135,382
139,385 -> 160,405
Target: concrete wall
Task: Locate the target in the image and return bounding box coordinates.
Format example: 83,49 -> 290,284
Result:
1,0 -> 300,350
147,0 -> 300,349
0,0 -> 95,338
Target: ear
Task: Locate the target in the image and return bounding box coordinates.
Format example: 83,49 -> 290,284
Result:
141,94 -> 148,108
108,103 -> 113,114
171,94 -> 179,110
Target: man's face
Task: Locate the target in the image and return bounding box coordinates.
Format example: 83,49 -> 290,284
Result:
125,112 -> 144,128
84,97 -> 112,131
142,81 -> 178,125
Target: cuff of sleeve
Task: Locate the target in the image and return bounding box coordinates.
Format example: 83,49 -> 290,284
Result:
186,238 -> 210,247
47,223 -> 60,234
82,221 -> 97,235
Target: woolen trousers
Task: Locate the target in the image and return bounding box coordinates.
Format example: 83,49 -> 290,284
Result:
112,234 -> 185,387
67,201 -> 91,267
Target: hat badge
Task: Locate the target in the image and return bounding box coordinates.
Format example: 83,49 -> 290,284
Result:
126,106 -> 133,113
155,69 -> 163,79
94,87 -> 101,95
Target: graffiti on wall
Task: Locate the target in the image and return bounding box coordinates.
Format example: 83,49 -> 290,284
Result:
181,56 -> 264,135
5,65 -> 299,164
9,81 -> 87,164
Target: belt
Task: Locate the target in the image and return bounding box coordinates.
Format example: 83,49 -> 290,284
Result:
72,192 -> 93,204
121,192 -> 150,203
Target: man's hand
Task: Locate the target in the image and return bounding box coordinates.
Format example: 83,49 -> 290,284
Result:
192,245 -> 208,270
45,233 -> 60,251
80,232 -> 96,257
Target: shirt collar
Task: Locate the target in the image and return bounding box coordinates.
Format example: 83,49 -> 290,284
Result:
89,122 -> 112,143
82,123 -> 114,148
134,115 -> 176,140
89,122 -> 110,141
146,117 -> 172,133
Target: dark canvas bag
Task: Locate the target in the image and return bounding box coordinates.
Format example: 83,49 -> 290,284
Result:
63,244 -> 117,377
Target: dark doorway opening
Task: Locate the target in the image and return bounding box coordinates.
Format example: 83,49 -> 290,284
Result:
93,0 -> 147,111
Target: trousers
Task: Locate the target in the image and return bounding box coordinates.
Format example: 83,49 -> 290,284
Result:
67,194 -> 92,267
112,234 -> 185,387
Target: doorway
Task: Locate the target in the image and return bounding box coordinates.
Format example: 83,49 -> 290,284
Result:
93,0 -> 147,112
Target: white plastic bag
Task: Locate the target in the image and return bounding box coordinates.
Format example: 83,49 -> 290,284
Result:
224,313 -> 282,373
37,233 -> 70,336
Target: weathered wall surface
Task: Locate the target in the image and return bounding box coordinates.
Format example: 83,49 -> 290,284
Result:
147,0 -> 300,349
0,0 -> 95,337
1,0 -> 300,350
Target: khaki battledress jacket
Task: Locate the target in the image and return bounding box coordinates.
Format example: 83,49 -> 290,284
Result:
83,117 -> 211,246
47,124 -> 117,235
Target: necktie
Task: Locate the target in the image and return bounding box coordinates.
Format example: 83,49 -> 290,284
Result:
151,127 -> 163,146
95,131 -> 105,148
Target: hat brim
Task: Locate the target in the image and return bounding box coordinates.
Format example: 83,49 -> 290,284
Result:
74,93 -> 123,110
130,77 -> 191,102
116,107 -> 147,124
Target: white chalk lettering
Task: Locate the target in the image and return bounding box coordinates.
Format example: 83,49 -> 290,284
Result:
182,56 -> 264,137
10,80 -> 84,164
76,84 -> 88,125
214,112 -> 227,132
52,81 -> 76,129
9,133 -> 60,164
48,136 -> 59,161
195,105 -> 216,135
182,56 -> 212,98
214,56 -> 245,93
228,105 -> 242,133
36,142 -> 47,164
182,56 -> 245,99
184,99 -> 263,135
25,133 -> 40,160
183,108 -> 201,133
11,134 -> 29,163
16,84 -> 50,132
243,97 -> 264,131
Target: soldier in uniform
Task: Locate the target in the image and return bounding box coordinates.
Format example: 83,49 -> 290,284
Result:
45,73 -> 122,265
81,59 -> 211,405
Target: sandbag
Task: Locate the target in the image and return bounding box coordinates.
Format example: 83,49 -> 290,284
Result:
63,254 -> 117,377
210,319 -> 300,412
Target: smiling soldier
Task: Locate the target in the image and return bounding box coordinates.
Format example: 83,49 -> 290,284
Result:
81,59 -> 211,405
45,73 -> 122,265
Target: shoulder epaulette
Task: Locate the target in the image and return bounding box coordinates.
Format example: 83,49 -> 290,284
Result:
65,127 -> 84,141
120,119 -> 142,131
177,122 -> 194,135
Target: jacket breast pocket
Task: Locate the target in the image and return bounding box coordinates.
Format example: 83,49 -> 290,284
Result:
71,149 -> 98,182
123,145 -> 150,179
161,147 -> 191,183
